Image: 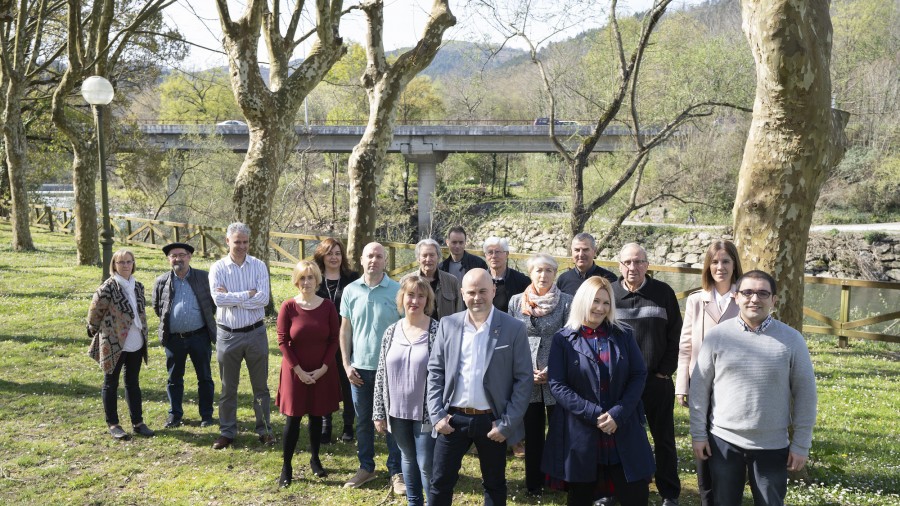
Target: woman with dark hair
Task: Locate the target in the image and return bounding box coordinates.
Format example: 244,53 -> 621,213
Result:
87,249 -> 155,441
276,260 -> 341,487
543,276 -> 655,506
313,237 -> 360,443
677,240 -> 743,505
507,253 -> 572,496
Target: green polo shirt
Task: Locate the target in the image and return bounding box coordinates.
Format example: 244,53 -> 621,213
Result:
340,274 -> 401,370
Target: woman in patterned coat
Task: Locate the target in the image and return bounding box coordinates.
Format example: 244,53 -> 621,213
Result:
87,249 -> 154,441
507,253 -> 573,496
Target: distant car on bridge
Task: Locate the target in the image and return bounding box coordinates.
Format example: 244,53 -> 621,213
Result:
533,117 -> 578,126
216,120 -> 247,127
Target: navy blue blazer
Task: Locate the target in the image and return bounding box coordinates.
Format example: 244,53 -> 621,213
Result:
541,324 -> 655,484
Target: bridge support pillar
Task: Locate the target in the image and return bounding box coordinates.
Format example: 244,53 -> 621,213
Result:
404,152 -> 448,239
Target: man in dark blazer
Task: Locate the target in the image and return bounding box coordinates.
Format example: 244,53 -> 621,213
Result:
152,242 -> 217,429
427,269 -> 532,506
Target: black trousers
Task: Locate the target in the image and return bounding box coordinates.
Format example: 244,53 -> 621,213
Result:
641,374 -> 680,500
430,411 -> 508,506
102,350 -> 144,427
523,402 -> 554,491
323,348 -> 354,431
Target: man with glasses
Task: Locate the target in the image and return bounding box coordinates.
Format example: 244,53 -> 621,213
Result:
482,237 -> 530,313
612,243 -> 683,506
153,242 -> 217,429
689,270 -> 817,505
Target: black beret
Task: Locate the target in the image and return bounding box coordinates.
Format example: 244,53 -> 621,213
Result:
162,242 -> 195,255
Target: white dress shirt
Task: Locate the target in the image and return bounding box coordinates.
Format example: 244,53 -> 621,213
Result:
714,287 -> 734,314
209,254 -> 270,328
449,307 -> 495,410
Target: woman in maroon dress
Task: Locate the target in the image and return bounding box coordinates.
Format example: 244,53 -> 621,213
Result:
276,260 -> 341,487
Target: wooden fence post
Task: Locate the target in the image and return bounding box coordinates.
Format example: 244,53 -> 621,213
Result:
839,284 -> 850,348
45,206 -> 53,232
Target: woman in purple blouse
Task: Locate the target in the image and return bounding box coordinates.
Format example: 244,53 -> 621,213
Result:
374,275 -> 439,506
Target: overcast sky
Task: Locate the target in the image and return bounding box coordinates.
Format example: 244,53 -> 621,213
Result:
164,0 -> 698,70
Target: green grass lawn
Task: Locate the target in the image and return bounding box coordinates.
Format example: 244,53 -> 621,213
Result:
0,223 -> 898,505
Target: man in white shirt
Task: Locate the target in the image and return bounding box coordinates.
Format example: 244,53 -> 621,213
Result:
427,269 -> 532,506
208,222 -> 272,450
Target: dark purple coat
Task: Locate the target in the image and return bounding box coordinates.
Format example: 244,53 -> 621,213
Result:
541,324 -> 655,484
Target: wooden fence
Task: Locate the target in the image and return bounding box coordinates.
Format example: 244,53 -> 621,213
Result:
11,203 -> 900,346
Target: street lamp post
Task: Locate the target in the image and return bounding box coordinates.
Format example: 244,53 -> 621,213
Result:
81,76 -> 115,280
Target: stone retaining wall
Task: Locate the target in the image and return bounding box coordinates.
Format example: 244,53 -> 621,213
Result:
469,217 -> 900,281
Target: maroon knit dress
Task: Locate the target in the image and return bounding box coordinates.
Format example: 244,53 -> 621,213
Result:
275,298 -> 341,417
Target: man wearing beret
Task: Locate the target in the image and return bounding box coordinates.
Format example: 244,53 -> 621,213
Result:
152,242 -> 217,428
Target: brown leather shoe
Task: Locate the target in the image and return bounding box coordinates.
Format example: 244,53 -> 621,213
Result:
212,436 -> 233,450
259,433 -> 276,446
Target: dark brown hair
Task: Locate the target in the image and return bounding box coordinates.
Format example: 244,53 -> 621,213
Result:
313,237 -> 353,277
701,240 -> 743,291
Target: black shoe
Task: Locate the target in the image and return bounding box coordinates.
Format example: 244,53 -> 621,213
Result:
310,457 -> 327,478
340,428 -> 354,443
200,418 -> 215,428
321,426 -> 333,445
259,433 -> 276,445
594,497 -> 617,506
526,488 -> 543,497
109,425 -> 131,441
164,415 -> 182,428
133,423 -> 155,437
278,465 -> 292,488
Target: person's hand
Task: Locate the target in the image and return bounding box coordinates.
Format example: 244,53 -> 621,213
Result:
215,286 -> 227,293
676,394 -> 688,407
692,440 -> 712,461
311,364 -> 328,381
293,365 -> 315,384
248,289 -> 257,298
345,365 -> 363,386
533,368 -> 548,384
375,419 -> 387,434
597,413 -> 617,434
787,452 -> 808,472
487,421 -> 506,443
655,373 -> 670,379
435,415 -> 454,435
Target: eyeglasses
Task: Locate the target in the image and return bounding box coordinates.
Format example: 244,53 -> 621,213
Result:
168,253 -> 190,259
485,250 -> 507,256
738,289 -> 772,300
620,259 -> 647,267
115,260 -> 134,265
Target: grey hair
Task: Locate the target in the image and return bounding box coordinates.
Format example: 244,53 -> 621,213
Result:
619,242 -> 647,260
415,238 -> 441,258
572,233 -> 597,250
526,253 -> 558,273
226,222 -> 251,238
482,236 -> 510,253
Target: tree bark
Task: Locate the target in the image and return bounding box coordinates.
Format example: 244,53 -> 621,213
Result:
345,0 -> 455,264
733,0 -> 849,329
3,77 -> 33,250
218,0 -> 345,262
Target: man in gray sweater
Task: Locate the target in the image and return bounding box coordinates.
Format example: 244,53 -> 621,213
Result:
689,270 -> 817,506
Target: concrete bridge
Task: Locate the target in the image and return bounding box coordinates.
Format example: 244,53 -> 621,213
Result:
133,123 -> 639,236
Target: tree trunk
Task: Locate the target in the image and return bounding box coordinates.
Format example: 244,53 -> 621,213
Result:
71,147 -> 100,265
733,0 -> 848,330
3,79 -> 34,251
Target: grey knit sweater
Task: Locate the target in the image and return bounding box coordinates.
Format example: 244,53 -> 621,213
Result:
689,317 -> 818,456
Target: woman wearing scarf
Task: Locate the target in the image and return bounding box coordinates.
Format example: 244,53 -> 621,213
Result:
87,249 -> 155,441
542,276 -> 654,505
507,253 -> 572,496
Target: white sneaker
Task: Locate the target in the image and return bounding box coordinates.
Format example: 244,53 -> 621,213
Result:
343,468 -> 377,489
391,473 -> 406,495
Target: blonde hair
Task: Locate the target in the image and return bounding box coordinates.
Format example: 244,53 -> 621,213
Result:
110,249 -> 136,275
396,275 -> 435,316
565,276 -> 622,331
291,260 -> 323,288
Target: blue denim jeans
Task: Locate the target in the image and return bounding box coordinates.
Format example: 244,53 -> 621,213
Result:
390,416 -> 435,506
351,368 -> 401,474
709,434 -> 789,506
164,330 -> 214,420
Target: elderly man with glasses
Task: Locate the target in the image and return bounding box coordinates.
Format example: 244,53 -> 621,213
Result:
611,243 -> 683,506
152,242 -> 218,429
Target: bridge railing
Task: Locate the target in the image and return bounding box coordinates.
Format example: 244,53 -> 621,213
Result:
6,203 -> 899,346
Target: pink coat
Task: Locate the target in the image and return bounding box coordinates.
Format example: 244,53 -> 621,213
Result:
675,287 -> 739,396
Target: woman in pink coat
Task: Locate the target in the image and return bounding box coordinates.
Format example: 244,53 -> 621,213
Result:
677,240 -> 743,506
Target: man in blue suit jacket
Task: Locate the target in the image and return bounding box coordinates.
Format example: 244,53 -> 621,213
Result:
427,269 -> 532,506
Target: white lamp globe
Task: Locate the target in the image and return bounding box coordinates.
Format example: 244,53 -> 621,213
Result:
81,76 -> 115,105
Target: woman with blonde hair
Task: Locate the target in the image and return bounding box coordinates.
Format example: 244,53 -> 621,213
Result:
276,260 -> 341,486
543,276 -> 654,505
87,249 -> 155,440
374,275 -> 439,506
677,240 -> 743,505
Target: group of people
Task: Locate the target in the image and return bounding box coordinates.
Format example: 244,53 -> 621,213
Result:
86,223 -> 817,506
